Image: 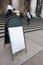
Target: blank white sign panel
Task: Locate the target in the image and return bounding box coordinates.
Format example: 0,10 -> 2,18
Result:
8,26 -> 25,54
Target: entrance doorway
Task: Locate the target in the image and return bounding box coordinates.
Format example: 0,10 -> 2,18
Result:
24,0 -> 31,11
36,0 -> 43,17
23,0 -> 31,15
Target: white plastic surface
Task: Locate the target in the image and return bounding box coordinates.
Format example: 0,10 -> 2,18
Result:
8,26 -> 25,54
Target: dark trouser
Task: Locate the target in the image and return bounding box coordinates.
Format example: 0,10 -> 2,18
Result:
27,18 -> 30,25
6,10 -> 12,18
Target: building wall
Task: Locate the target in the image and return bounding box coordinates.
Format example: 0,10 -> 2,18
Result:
0,0 -> 43,18
11,0 -> 43,18
0,0 -> 4,13
12,0 -> 20,10
30,0 -> 37,17
12,0 -> 24,12
19,0 -> 24,12
41,3 -> 43,18
4,0 -> 8,13
0,0 -> 11,14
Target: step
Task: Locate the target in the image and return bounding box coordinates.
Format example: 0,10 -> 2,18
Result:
0,29 -> 5,30
0,30 -> 5,33
24,25 -> 43,30
0,24 -> 5,26
0,25 -> 5,26
0,33 -> 5,38
24,27 -> 43,33
0,23 -> 5,25
0,27 -> 5,30
0,27 -> 5,29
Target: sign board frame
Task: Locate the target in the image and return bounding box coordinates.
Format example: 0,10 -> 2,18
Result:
8,26 -> 27,60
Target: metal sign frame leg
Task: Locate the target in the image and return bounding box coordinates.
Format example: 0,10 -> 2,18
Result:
10,41 -> 14,61
23,27 -> 27,53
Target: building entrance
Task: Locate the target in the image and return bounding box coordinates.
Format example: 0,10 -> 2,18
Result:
24,0 -> 31,11
36,0 -> 43,17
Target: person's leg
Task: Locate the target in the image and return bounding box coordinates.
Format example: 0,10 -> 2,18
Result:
9,10 -> 12,16
27,18 -> 30,25
7,10 -> 12,18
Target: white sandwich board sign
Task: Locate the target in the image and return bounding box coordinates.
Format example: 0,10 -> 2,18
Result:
8,26 -> 25,56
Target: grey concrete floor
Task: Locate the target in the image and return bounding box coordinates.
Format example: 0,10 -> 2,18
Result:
0,30 -> 43,65
26,30 -> 43,47
22,50 -> 43,65
0,14 -> 43,65
22,30 -> 43,65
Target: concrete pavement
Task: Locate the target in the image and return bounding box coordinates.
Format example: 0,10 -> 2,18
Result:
0,30 -> 43,65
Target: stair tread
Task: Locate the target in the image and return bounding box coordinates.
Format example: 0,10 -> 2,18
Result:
24,26 -> 43,30
0,25 -> 5,26
24,27 -> 43,32
0,33 -> 5,36
0,30 -> 5,32
0,27 -> 5,29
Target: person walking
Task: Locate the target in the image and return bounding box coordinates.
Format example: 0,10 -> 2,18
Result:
6,3 -> 13,18
27,10 -> 32,25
